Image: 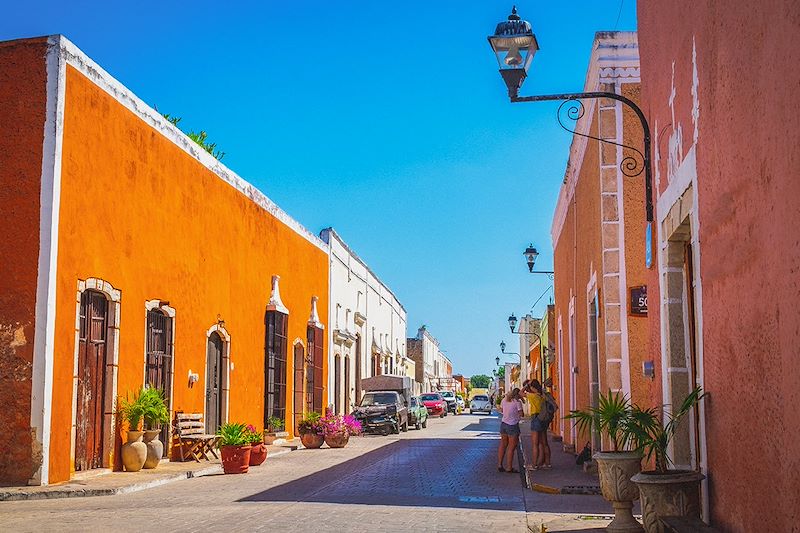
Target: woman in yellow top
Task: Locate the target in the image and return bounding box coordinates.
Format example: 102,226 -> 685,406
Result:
527,381 -> 550,469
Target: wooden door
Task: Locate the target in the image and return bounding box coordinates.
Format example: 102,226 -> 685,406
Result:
145,309 -> 173,455
334,354 -> 341,414
293,344 -> 305,434
206,332 -> 223,433
344,356 -> 351,414
354,335 -> 362,404
76,290 -> 108,471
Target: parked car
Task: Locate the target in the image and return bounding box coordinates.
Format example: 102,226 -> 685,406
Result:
352,390 -> 409,435
469,394 -> 492,414
456,395 -> 465,411
439,390 -> 458,414
407,396 -> 428,430
420,393 -> 447,418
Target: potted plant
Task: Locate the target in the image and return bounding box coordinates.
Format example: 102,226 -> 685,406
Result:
117,388 -> 148,472
319,413 -> 362,449
217,422 -> 252,474
264,416 -> 289,445
566,390 -> 643,533
629,387 -> 706,532
141,387 -> 169,469
297,412 -> 324,449
245,424 -> 267,466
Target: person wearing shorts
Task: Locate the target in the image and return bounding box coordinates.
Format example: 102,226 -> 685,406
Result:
498,388 -> 524,473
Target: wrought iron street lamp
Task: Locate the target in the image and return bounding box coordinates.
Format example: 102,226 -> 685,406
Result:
488,6 -> 654,225
523,244 -> 554,278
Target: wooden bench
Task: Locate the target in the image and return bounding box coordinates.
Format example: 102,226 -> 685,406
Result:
172,413 -> 219,462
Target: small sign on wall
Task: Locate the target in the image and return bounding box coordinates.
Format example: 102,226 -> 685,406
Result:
629,285 -> 647,316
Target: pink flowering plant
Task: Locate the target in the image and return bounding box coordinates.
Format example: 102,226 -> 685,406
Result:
318,413 -> 362,437
243,424 -> 263,445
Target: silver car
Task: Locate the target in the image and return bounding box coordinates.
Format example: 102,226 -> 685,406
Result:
469,394 -> 492,414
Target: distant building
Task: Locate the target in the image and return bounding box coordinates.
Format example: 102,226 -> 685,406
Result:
407,325 -> 452,392
320,228 -> 407,414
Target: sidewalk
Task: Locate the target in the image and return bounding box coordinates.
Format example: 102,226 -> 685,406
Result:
0,441 -> 297,502
518,418 -> 618,533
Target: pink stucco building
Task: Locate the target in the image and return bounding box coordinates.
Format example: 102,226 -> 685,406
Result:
638,2 -> 800,530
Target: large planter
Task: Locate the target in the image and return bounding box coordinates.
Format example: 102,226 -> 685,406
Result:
220,444 -> 252,474
300,432 -> 324,449
142,429 -> 163,469
595,451 -> 644,532
631,470 -> 705,533
248,443 -> 268,466
121,430 -> 147,472
324,433 -> 350,449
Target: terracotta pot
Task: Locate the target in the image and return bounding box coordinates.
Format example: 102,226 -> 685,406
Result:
300,432 -> 324,449
324,433 -> 350,449
248,443 -> 268,466
631,470 -> 705,533
594,451 -> 644,532
142,429 -> 163,469
220,445 -> 252,474
121,430 -> 147,472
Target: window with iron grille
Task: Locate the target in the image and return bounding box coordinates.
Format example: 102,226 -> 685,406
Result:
145,309 -> 173,455
265,311 -> 288,423
308,325 -> 324,412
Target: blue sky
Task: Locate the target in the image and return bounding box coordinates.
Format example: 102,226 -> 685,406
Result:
2,1 -> 637,378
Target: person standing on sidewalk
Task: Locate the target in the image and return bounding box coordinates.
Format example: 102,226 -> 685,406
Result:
527,381 -> 551,470
497,388 -> 524,473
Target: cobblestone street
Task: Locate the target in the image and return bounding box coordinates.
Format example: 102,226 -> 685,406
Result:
0,414 -> 530,532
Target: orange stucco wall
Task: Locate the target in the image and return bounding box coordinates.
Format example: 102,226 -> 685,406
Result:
0,38 -> 49,485
48,65 -> 329,482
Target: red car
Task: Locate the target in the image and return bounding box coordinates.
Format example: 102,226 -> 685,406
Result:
420,393 -> 447,418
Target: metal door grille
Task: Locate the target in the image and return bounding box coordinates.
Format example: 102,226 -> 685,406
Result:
146,309 -> 173,455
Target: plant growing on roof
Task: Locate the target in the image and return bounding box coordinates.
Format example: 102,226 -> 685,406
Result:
161,113 -> 226,161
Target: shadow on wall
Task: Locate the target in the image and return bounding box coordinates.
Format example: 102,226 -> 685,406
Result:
238,438 -> 525,511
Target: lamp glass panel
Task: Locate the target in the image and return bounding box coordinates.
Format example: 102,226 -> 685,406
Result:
489,36 -> 537,72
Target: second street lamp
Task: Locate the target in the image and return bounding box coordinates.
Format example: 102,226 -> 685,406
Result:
524,244 -> 554,278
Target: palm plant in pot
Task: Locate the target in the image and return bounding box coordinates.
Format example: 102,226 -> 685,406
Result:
217,422 -> 251,474
117,388 -> 148,472
628,387 -> 706,532
297,412 -> 324,449
566,390 -> 643,533
141,387 -> 169,469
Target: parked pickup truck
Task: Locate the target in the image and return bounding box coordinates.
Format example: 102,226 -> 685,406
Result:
351,375 -> 412,435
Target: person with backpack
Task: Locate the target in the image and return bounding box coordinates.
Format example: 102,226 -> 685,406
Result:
528,380 -> 557,470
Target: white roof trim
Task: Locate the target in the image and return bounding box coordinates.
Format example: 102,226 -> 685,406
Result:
52,35 -> 327,252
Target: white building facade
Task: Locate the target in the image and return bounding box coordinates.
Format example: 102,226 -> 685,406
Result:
320,228 -> 408,414
408,326 -> 455,393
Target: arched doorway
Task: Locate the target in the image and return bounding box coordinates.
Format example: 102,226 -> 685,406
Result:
75,289 -> 108,471
145,307 -> 173,455
206,331 -> 224,433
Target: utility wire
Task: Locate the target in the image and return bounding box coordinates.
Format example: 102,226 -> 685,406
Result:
614,0 -> 625,30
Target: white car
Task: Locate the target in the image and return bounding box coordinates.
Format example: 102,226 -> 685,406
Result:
469,394 -> 492,414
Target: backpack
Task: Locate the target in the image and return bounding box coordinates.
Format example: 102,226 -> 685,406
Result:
538,393 -> 558,424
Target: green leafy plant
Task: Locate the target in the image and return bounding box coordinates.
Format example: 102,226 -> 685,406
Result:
244,424 -> 263,444
265,416 -> 285,432
627,387 -> 706,473
470,374 -> 492,388
161,113 -> 226,161
117,388 -> 148,431
565,390 -> 635,452
297,412 -> 322,435
141,387 -> 169,430
217,422 -> 249,447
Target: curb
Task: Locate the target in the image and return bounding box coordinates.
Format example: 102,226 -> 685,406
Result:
0,448 -> 293,502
